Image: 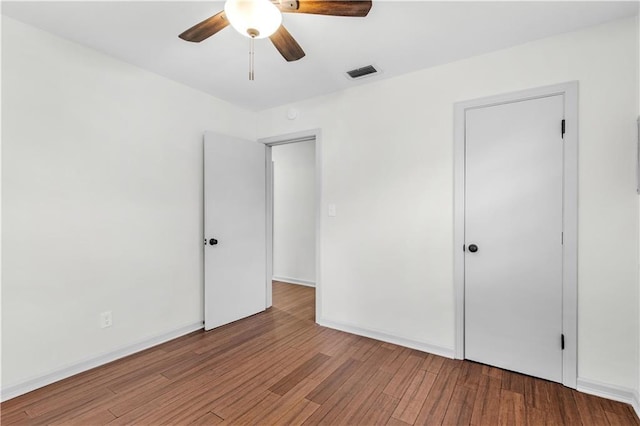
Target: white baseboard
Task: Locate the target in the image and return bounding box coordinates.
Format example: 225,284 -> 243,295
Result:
1,321 -> 203,402
577,378 -> 640,418
317,317 -> 454,359
272,276 -> 315,287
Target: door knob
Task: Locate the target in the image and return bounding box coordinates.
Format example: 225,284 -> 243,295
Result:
468,244 -> 478,253
209,238 -> 218,246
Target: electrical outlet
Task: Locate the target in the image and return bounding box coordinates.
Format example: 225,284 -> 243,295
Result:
100,311 -> 112,328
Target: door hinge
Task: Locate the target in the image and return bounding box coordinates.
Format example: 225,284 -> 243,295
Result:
561,119 -> 566,138
463,244 -> 466,251
561,232 -> 563,245
561,334 -> 565,350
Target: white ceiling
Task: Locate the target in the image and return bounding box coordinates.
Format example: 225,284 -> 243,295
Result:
2,1 -> 638,110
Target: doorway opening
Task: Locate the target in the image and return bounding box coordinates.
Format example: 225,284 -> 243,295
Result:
260,129 -> 321,322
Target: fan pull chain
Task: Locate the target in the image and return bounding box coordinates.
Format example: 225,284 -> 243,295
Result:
249,36 -> 255,81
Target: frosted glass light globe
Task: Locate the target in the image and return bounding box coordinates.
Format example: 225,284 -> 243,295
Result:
224,0 -> 283,39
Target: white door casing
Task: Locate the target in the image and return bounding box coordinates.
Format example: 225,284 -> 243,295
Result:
454,82 -> 578,388
204,131 -> 267,330
259,129 -> 322,318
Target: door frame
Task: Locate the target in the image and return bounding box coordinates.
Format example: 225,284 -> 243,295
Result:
453,82 -> 578,388
259,129 -> 322,319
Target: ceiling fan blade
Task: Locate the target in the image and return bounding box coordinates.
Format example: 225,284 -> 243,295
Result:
269,25 -> 306,62
179,11 -> 229,42
278,0 -> 372,17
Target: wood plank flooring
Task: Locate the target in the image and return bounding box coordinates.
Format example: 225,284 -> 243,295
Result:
2,281 -> 639,425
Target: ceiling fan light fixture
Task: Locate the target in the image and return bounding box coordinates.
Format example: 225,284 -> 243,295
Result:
224,0 -> 282,39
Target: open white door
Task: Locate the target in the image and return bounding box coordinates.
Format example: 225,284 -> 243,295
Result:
204,131 -> 266,330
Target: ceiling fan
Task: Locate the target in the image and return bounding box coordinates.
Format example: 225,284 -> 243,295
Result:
179,0 -> 372,79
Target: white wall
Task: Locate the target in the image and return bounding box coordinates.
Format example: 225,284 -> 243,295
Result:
1,16 -> 256,391
258,17 -> 639,390
272,142 -> 316,285
637,14 -> 640,413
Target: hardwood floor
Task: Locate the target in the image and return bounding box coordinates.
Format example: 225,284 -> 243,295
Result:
2,281 -> 639,425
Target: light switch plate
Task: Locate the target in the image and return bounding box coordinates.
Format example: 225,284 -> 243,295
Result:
328,204 -> 336,217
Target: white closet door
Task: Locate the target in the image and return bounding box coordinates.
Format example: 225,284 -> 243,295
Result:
464,95 -> 564,382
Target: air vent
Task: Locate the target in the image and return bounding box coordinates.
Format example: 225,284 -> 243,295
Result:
346,65 -> 378,79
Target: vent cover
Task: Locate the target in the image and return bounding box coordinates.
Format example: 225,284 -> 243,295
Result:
346,65 -> 378,79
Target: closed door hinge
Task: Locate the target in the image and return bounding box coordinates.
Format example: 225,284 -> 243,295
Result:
561,232 -> 563,245
561,119 -> 566,138
561,334 -> 565,350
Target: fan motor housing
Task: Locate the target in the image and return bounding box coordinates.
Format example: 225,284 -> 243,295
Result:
278,0 -> 299,11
